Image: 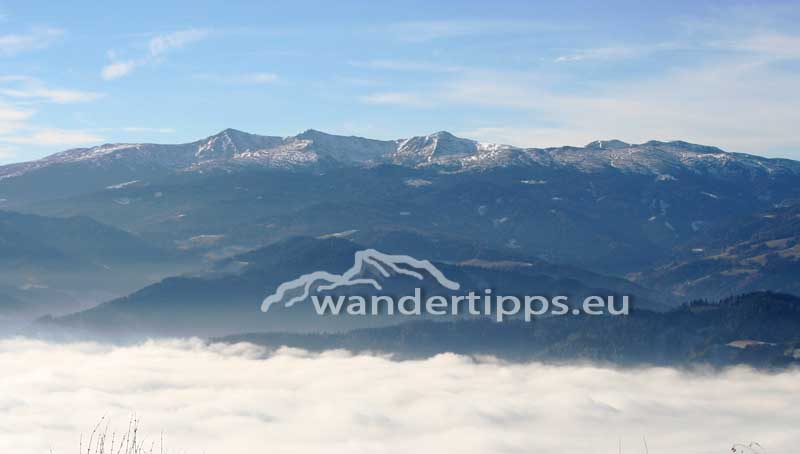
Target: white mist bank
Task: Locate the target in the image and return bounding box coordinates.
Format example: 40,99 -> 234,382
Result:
0,338 -> 798,454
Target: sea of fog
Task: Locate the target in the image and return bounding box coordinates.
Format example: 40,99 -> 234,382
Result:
1,338 -> 797,454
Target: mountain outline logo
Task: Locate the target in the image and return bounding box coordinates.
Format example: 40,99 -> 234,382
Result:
261,249 -> 461,312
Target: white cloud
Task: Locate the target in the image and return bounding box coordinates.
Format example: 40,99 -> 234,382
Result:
3,128 -> 103,146
0,101 -> 33,137
0,27 -> 63,57
0,101 -> 33,122
553,31 -> 800,64
360,53 -> 800,156
554,45 -> 652,63
100,29 -> 209,80
148,29 -> 209,57
546,60 -> 800,154
0,87 -> 102,103
0,338 -> 797,454
0,78 -> 104,154
373,19 -> 799,155
101,60 -> 139,80
0,76 -> 102,103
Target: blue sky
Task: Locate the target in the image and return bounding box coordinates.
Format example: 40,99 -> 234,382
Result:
1,0 -> 799,164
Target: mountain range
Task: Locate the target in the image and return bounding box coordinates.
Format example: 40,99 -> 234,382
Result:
1,128 -> 798,347
2,129 -> 799,200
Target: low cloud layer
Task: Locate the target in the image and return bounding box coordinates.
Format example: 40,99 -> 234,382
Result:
0,338 -> 797,454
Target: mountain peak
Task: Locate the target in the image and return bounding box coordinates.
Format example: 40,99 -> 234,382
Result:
296,129 -> 334,140
585,139 -> 631,150
394,131 -> 478,163
219,127 -> 246,134
209,128 -> 253,140
196,129 -> 283,159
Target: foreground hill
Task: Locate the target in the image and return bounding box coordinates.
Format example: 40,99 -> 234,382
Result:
0,210 -> 195,329
34,236 -> 659,339
220,292 -> 800,368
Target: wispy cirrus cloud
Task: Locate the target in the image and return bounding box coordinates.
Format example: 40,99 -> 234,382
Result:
101,61 -> 139,80
384,19 -> 550,42
0,86 -> 101,103
554,31 -> 800,64
0,100 -> 33,139
360,24 -> 800,157
100,60 -> 138,80
101,28 -> 210,80
148,28 -> 208,57
554,45 -> 653,63
0,27 -> 63,57
361,57 -> 800,155
0,76 -> 104,150
0,101 -> 33,122
0,76 -> 102,103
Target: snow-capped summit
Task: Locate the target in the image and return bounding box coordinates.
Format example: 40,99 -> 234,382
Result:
585,139 -> 630,150
194,128 -> 284,159
393,131 -> 480,164
293,129 -> 396,163
1,129 -> 798,184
